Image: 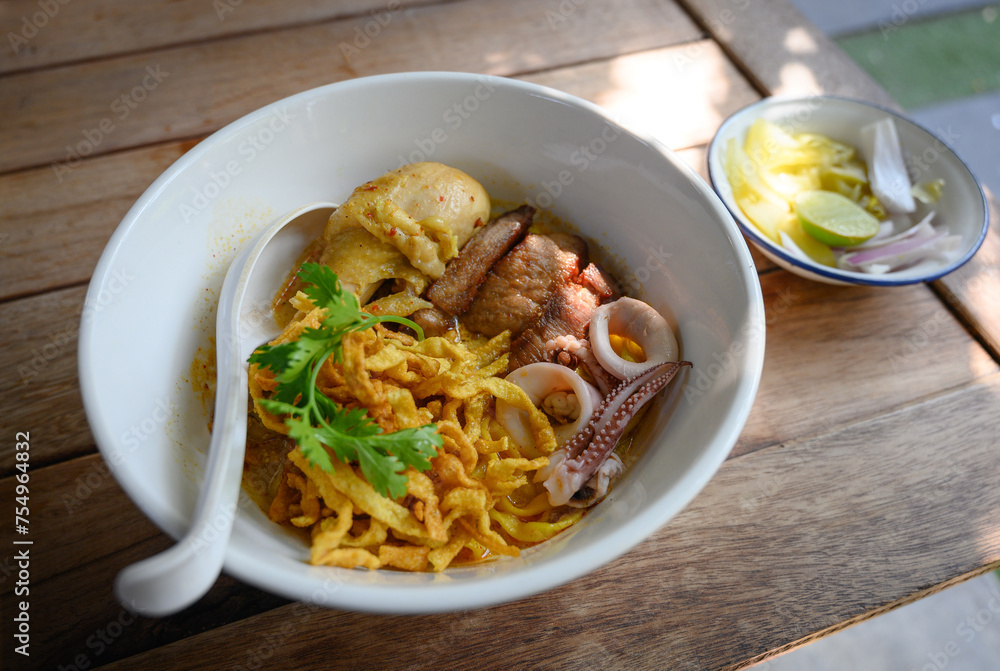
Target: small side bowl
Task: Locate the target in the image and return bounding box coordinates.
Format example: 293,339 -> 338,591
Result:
708,95 -> 989,286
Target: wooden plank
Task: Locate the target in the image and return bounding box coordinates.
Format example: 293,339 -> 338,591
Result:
0,0 -> 701,174
0,41 -> 751,302
0,454 -> 156,593
675,0 -> 895,107
933,190 -> 1000,360
0,141 -> 194,301
0,452 -> 289,668
0,0 -> 444,75
523,39 -> 759,152
735,270 -> 998,457
0,286 -> 93,473
0,534 -> 290,671
91,375 -> 1000,670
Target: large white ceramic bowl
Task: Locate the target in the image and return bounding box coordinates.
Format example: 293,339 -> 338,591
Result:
708,95 -> 989,286
79,72 -> 765,613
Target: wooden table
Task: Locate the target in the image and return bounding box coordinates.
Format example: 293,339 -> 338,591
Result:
2,1 -> 998,669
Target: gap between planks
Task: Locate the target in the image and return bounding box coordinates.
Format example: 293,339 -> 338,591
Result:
0,0 -> 455,76
0,0 -> 704,174
728,561 -> 1000,671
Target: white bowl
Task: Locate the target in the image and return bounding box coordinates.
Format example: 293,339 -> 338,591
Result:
708,95 -> 989,286
79,72 -> 765,613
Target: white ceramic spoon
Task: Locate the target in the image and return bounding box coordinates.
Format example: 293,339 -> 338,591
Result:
114,202 -> 337,617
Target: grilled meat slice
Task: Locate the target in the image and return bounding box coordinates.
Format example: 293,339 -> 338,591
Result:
577,262 -> 622,302
507,282 -> 600,371
426,205 -> 534,315
461,233 -> 587,338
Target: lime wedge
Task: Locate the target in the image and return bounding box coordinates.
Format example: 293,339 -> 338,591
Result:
794,190 -> 880,246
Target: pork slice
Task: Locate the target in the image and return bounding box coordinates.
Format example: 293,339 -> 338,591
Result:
576,262 -> 622,302
507,282 -> 600,371
461,233 -> 587,338
426,205 -> 534,315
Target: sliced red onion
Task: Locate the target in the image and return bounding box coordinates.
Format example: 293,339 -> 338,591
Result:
841,230 -> 960,272
847,212 -> 936,251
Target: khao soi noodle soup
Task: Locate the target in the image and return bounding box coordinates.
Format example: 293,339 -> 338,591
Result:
241,162 -> 690,572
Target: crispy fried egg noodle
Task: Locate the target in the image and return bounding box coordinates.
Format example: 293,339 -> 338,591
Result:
248,291 -> 579,572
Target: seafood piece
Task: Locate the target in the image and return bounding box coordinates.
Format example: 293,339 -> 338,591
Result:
495,362 -> 603,450
542,451 -> 623,508
507,282 -> 599,372
538,361 -> 690,506
546,334 -> 617,396
461,233 -> 586,338
427,205 -> 534,315
589,297 -> 678,380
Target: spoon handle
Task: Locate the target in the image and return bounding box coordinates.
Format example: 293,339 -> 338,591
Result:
113,264 -> 250,617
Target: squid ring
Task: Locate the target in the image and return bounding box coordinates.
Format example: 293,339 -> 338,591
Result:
589,297 -> 678,380
496,362 -> 603,450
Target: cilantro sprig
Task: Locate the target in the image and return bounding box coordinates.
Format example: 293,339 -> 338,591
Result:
249,263 -> 441,499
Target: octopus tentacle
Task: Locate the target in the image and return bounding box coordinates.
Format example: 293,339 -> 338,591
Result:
565,453 -> 622,508
545,334 -> 616,396
540,360 -> 691,506
590,297 -> 679,380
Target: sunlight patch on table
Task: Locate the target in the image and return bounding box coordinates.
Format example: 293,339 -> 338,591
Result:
775,61 -> 822,97
600,42 -> 741,151
784,26 -> 818,55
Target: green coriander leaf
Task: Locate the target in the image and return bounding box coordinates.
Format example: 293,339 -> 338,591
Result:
256,398 -> 303,418
286,415 -> 335,473
370,427 -> 440,472
353,442 -> 410,500
248,263 -> 441,499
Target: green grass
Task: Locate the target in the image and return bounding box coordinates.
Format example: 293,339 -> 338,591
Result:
837,5 -> 1000,109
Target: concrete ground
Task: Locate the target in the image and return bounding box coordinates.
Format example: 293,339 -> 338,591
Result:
750,2 -> 1000,669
